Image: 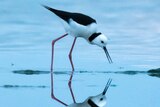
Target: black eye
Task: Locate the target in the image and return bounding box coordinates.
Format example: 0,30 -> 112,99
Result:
100,98 -> 103,101
101,41 -> 104,43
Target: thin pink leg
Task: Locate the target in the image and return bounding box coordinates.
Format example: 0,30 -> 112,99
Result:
50,33 -> 68,106
68,37 -> 77,103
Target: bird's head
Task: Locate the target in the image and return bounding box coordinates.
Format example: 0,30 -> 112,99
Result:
89,33 -> 112,63
86,79 -> 112,107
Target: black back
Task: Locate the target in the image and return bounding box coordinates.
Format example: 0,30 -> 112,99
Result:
43,5 -> 96,26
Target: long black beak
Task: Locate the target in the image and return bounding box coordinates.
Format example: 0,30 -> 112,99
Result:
102,78 -> 112,95
103,46 -> 113,63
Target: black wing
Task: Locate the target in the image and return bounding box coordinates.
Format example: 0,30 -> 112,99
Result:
43,5 -> 96,26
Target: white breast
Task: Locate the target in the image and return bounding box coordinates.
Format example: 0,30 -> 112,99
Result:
63,19 -> 97,39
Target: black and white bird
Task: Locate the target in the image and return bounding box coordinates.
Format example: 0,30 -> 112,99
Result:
43,5 -> 113,104
67,78 -> 112,107
50,63 -> 112,107
43,5 -> 112,64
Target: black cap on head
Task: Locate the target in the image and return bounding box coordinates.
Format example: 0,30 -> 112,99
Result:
88,33 -> 102,42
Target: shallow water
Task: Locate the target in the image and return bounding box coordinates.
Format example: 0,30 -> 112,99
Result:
0,0 -> 160,107
0,69 -> 160,107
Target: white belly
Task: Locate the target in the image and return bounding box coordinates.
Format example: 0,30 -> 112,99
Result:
63,19 -> 97,39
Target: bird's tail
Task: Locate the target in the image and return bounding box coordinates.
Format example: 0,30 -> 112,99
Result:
42,5 -> 58,14
42,5 -> 70,22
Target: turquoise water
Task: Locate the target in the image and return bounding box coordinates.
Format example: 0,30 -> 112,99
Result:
0,0 -> 160,107
0,70 -> 160,107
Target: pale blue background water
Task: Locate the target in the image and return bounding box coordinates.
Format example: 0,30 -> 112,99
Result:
0,0 -> 160,107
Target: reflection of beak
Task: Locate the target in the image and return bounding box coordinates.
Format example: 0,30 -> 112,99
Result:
103,47 -> 113,64
102,78 -> 112,95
